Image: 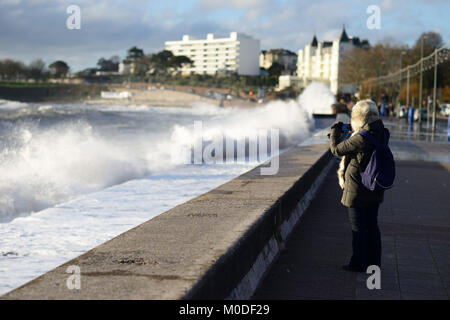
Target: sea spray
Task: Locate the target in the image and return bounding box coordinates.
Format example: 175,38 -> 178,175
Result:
298,82 -> 336,115
0,120 -> 150,222
0,82 -> 335,222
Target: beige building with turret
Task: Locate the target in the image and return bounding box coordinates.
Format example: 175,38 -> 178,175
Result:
297,28 -> 365,95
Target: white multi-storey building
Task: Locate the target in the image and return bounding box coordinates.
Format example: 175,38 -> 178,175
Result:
297,28 -> 364,94
165,32 -> 260,76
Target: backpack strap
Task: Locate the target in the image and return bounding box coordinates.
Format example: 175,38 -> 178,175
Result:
358,130 -> 380,148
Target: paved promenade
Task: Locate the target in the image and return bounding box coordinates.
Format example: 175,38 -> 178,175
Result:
253,136 -> 450,300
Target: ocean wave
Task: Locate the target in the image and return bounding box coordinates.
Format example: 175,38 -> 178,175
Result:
0,82 -> 334,222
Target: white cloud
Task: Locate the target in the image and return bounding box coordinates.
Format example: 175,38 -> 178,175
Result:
198,0 -> 264,10
381,0 -> 395,11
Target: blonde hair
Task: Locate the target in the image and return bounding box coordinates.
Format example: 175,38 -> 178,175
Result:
351,99 -> 379,132
337,99 -> 380,189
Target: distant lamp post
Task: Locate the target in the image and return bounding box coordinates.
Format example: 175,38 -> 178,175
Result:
406,67 -> 410,109
397,51 -> 407,118
432,49 -> 438,133
418,35 -> 428,126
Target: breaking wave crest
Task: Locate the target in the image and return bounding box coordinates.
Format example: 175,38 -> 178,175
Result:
0,82 -> 334,222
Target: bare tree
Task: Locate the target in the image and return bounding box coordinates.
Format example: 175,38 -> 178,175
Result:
0,59 -> 27,80
27,59 -> 47,81
339,32 -> 449,101
341,41 -> 408,86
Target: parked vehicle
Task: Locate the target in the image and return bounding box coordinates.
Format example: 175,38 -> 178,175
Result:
414,108 -> 428,121
214,92 -> 224,100
440,103 -> 450,116
398,105 -> 407,118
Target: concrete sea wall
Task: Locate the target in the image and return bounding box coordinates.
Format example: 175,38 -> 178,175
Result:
2,144 -> 333,300
0,84 -> 107,102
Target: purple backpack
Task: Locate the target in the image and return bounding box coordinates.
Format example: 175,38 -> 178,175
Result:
358,129 -> 396,191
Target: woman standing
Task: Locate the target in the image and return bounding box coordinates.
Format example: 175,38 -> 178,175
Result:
329,99 -> 389,272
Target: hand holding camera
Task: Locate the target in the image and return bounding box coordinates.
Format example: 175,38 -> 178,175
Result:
328,122 -> 352,139
342,123 -> 352,132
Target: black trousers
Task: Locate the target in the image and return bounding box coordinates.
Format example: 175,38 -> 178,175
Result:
347,204 -> 381,271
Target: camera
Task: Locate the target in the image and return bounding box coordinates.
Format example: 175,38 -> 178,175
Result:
327,122 -> 352,139
342,123 -> 352,132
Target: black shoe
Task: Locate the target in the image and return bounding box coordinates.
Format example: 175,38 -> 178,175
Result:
342,265 -> 365,272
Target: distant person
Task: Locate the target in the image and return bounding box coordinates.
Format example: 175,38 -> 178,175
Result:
331,101 -> 348,114
348,100 -> 354,110
329,99 -> 392,272
380,103 -> 387,116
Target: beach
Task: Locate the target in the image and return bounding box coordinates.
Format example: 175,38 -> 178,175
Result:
84,87 -> 261,108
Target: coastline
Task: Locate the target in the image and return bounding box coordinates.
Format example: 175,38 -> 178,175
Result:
85,88 -> 261,108
0,83 -> 261,108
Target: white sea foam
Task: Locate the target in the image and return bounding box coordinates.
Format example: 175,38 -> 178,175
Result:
0,83 -> 334,222
0,99 -> 29,110
0,121 -> 154,222
299,82 -> 336,115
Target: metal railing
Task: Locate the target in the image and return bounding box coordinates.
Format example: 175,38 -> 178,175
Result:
354,41 -> 450,132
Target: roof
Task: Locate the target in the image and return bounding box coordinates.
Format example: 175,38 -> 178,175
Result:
339,27 -> 350,42
351,37 -> 361,46
265,48 -> 298,56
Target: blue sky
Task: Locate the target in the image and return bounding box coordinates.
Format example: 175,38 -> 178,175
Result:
0,0 -> 448,72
